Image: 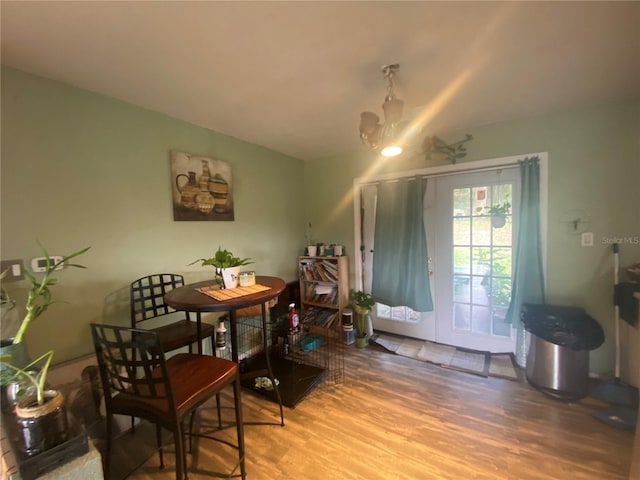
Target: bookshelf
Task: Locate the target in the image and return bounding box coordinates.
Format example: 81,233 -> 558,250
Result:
298,255 -> 349,330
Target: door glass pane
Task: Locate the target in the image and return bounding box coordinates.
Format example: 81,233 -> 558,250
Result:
453,188 -> 471,216
472,216 -> 491,245
472,276 -> 490,306
453,246 -> 471,274
453,217 -> 470,245
472,305 -> 491,334
472,187 -> 488,215
472,247 -> 490,275
453,303 -> 471,331
493,217 -> 512,246
492,308 -> 510,337
453,275 -> 470,303
452,182 -> 514,342
491,277 -> 512,307
492,247 -> 512,277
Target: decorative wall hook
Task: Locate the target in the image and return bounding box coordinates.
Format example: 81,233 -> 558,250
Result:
421,133 -> 473,164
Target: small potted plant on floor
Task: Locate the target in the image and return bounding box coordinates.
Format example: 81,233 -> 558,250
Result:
190,246 -> 253,288
349,289 -> 375,348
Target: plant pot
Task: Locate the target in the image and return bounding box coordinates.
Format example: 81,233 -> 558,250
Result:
221,266 -> 241,289
15,390 -> 69,457
355,335 -> 368,349
491,215 -> 506,228
1,340 -> 31,410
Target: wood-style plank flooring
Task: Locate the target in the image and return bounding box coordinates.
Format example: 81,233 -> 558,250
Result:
108,343 -> 636,480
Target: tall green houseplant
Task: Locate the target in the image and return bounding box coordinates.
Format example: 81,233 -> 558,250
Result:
11,243 -> 91,344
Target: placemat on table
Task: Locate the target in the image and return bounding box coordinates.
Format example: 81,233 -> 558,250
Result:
196,283 -> 270,301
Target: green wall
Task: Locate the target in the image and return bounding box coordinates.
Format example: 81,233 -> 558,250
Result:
1,67 -> 305,363
305,99 -> 640,379
2,65 -> 638,380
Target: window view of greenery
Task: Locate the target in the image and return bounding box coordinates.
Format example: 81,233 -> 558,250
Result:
453,184 -> 513,337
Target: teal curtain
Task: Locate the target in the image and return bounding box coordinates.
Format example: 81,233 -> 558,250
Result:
371,178 -> 433,312
506,157 -> 545,364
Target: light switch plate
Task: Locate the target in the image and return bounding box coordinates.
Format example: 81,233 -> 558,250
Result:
0,259 -> 24,281
581,232 -> 594,247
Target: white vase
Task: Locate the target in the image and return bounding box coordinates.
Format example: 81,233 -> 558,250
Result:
221,266 -> 240,289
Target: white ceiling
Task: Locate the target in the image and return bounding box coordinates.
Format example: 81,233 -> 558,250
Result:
2,1 -> 639,161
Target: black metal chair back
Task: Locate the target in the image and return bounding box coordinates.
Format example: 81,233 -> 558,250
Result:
91,323 -> 175,411
130,273 -> 187,325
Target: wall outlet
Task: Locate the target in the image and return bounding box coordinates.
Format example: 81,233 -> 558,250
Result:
581,232 -> 594,247
31,256 -> 64,273
0,259 -> 25,281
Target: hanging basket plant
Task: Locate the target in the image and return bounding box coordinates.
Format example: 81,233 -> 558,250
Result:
477,201 -> 511,229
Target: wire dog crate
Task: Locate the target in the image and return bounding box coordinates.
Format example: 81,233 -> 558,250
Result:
215,310 -> 343,407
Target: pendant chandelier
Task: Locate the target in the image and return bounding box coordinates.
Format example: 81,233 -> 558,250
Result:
359,64 -> 405,157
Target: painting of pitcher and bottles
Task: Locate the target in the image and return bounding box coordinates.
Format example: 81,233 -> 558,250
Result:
170,150 -> 234,221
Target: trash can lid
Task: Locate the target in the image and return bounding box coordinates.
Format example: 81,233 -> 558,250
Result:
521,303 -> 605,351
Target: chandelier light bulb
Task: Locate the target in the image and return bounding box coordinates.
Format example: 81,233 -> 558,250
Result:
380,145 -> 403,157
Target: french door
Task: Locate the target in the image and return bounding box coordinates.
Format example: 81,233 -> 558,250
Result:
360,183 -> 437,341
361,167 -> 519,353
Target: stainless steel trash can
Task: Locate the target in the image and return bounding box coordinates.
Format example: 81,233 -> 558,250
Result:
521,304 -> 604,401
526,334 -> 590,399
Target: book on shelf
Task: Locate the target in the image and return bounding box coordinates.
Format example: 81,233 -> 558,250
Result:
303,283 -> 338,304
300,307 -> 340,329
299,258 -> 339,283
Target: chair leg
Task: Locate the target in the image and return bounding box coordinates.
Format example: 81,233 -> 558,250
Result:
174,425 -> 186,480
188,410 -> 196,454
156,423 -> 164,469
216,394 -> 222,428
104,413 -> 113,479
211,333 -> 223,429
233,374 -> 246,480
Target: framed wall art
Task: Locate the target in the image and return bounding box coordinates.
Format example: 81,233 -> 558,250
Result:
170,150 -> 234,221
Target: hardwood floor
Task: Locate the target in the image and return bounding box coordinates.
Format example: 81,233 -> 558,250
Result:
108,343 -> 635,480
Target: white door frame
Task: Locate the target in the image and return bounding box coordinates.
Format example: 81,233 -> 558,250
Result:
352,152 -> 548,292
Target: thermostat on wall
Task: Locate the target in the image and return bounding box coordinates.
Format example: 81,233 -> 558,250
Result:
31,256 -> 64,273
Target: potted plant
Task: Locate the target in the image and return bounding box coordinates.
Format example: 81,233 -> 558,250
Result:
0,350 -> 69,457
349,289 -> 375,348
1,244 -> 90,376
190,246 -> 253,288
477,200 -> 511,228
0,243 -> 89,456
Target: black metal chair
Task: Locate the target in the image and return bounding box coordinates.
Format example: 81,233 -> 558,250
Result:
130,273 -> 215,354
90,323 -> 246,480
130,274 -> 222,427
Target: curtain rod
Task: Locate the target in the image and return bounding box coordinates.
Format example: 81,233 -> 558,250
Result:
358,163 -> 519,187
354,153 -> 543,187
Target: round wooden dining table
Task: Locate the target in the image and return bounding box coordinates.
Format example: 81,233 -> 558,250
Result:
164,275 -> 286,425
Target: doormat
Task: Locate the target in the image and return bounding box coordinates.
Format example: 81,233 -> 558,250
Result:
371,333 -> 521,381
